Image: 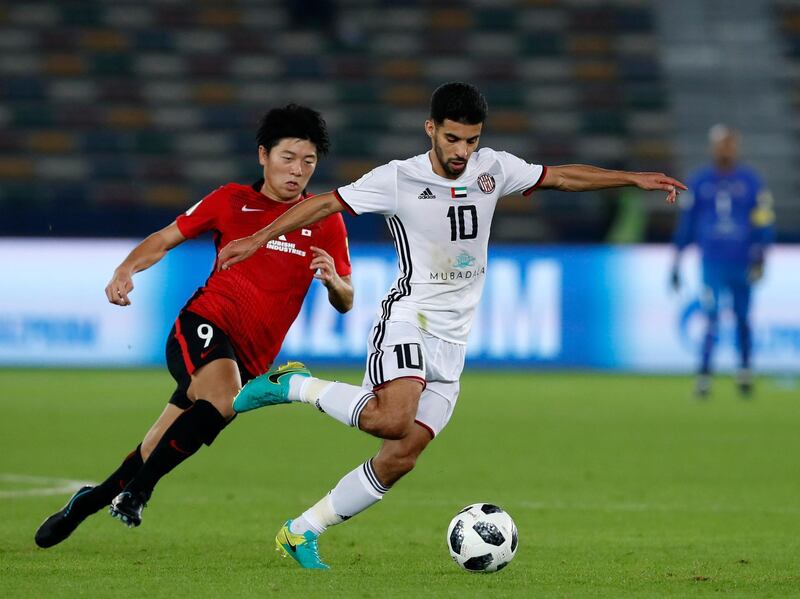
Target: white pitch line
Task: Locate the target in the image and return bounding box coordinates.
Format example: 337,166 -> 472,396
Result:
0,473 -> 96,499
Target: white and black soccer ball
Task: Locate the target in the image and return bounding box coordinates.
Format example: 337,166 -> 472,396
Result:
446,503 -> 518,573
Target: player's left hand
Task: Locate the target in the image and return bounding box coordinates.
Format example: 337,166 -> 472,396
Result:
105,269 -> 134,306
631,173 -> 687,204
310,246 -> 341,287
748,261 -> 765,283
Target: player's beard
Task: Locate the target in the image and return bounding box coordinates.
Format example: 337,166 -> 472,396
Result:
433,143 -> 466,179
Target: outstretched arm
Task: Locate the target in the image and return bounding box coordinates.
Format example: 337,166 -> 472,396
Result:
539,164 -> 686,204
105,221 -> 186,306
218,192 -> 343,270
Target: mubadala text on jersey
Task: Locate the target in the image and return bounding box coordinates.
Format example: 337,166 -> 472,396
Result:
429,267 -> 486,280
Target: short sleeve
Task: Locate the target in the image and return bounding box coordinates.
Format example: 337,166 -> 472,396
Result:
321,212 -> 353,277
335,163 -> 398,216
175,187 -> 225,239
495,151 -> 546,197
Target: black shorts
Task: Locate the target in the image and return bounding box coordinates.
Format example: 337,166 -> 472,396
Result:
165,310 -> 254,409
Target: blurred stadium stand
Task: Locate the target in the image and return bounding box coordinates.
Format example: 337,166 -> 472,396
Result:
0,1 -> 796,242
656,0 -> 799,241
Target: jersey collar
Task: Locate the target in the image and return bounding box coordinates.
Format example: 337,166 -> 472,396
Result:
422,151 -> 475,183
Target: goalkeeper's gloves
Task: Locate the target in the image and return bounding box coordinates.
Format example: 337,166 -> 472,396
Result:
748,245 -> 765,283
748,260 -> 764,283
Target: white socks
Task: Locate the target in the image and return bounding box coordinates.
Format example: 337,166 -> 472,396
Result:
290,459 -> 389,536
288,375 -> 332,403
289,376 -> 374,429
290,495 -> 340,536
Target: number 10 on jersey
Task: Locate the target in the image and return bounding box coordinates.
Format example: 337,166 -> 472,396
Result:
446,205 -> 478,241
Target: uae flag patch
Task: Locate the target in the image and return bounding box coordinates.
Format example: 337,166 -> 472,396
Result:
451,187 -> 467,198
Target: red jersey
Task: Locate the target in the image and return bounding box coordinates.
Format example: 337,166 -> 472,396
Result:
175,181 -> 351,376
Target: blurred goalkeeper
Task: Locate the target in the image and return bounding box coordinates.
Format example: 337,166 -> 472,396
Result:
34,104 -> 353,547
671,124 -> 775,397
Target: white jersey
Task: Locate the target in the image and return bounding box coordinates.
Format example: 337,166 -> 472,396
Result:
335,148 -> 545,344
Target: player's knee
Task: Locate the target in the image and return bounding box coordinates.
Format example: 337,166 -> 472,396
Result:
207,393 -> 237,420
188,361 -> 241,420
189,388 -> 238,420
190,399 -> 231,446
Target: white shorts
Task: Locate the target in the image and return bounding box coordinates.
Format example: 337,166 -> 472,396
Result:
362,319 -> 466,437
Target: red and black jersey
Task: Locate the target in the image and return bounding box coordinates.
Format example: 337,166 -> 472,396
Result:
174,180 -> 351,376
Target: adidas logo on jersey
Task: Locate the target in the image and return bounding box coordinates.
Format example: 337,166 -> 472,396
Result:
418,187 -> 436,199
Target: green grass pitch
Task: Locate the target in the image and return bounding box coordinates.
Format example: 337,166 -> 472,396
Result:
2,369 -> 799,598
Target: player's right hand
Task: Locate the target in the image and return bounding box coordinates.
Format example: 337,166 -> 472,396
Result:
631,172 -> 687,204
105,270 -> 134,306
218,235 -> 262,271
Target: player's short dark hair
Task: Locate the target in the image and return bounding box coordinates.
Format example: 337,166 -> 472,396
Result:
256,103 -> 330,156
430,82 -> 488,125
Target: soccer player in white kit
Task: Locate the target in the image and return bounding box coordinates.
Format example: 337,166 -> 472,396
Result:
218,82 -> 686,569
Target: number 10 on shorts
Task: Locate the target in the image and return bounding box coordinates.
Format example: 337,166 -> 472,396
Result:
393,343 -> 423,370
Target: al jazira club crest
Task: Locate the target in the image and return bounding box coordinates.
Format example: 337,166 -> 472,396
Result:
477,173 -> 495,194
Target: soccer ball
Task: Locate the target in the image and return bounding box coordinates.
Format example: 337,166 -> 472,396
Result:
446,503 -> 518,573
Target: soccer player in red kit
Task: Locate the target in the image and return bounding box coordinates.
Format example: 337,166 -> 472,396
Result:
34,104 -> 353,546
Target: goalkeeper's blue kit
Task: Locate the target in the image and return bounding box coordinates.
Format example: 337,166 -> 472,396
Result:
672,164 -> 775,372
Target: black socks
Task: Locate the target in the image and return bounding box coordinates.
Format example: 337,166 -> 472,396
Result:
71,445 -> 144,518
123,400 -> 227,499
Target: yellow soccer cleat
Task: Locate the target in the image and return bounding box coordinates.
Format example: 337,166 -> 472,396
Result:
275,519 -> 330,570
233,361 -> 310,413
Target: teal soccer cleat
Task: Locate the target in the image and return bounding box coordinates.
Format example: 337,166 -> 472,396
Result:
233,361 -> 310,413
275,519 -> 330,570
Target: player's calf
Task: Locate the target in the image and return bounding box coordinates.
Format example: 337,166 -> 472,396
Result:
109,400 -> 228,528
238,365 -> 424,441
372,423 -> 432,486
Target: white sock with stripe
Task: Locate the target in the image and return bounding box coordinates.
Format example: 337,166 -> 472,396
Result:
290,459 -> 388,536
289,376 -> 374,428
